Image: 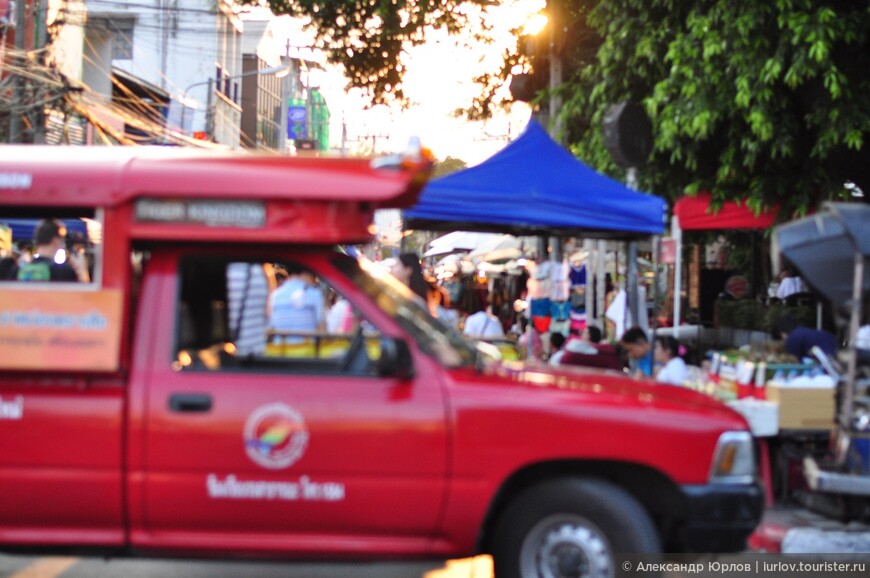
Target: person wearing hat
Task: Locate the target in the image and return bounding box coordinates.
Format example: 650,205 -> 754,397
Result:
17,219 -> 90,282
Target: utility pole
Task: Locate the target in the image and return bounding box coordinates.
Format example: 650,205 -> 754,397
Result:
9,0 -> 27,142
340,113 -> 347,156
204,78 -> 214,141
32,0 -> 49,143
626,168 -> 639,327
548,1 -> 563,144
545,1 -> 563,263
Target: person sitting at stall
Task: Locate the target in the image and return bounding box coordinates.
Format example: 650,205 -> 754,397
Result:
552,324 -> 621,370
547,331 -> 566,363
653,335 -> 688,386
770,314 -> 837,361
775,266 -> 807,303
618,326 -> 653,377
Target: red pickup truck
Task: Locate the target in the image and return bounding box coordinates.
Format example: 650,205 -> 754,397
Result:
0,146 -> 762,578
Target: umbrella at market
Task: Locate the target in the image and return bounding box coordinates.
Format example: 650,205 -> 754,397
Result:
467,234 -> 527,263
423,231 -> 501,258
774,202 -> 870,307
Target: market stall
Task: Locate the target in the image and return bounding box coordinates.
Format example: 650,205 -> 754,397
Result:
668,203 -> 869,512
404,120 -> 666,238
670,193 -> 782,345
404,119 -> 667,348
775,203 -> 870,509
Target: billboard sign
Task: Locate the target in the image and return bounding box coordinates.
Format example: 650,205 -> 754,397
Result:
288,106 -> 307,140
0,289 -> 123,371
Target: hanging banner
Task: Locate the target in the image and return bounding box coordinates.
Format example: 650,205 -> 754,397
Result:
660,238 -> 677,264
0,288 -> 123,371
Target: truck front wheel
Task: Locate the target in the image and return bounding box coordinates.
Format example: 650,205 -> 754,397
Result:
491,477 -> 660,578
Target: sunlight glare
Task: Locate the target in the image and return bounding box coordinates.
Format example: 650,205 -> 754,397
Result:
424,555 -> 494,578
524,13 -> 548,36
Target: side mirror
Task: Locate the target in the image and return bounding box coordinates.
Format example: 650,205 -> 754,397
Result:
378,337 -> 415,380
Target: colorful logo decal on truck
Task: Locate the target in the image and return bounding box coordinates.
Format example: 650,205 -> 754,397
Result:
244,402 -> 309,469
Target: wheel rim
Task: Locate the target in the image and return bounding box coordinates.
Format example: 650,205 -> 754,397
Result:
519,514 -> 614,578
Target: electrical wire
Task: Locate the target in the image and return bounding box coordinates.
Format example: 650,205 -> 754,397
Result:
81,0 -> 219,16
3,0 -> 294,148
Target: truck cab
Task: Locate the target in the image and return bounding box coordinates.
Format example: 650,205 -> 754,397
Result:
0,146 -> 763,577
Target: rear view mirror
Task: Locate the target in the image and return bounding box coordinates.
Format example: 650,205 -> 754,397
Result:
378,337 -> 414,380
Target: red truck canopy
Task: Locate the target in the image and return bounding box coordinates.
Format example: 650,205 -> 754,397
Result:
0,146 -> 432,245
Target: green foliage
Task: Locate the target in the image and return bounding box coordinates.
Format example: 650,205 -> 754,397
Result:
762,303 -> 816,333
718,299 -> 767,331
562,0 -> 869,217
266,0 -> 869,218
717,300 -> 814,332
432,156 -> 467,178
257,0 -> 491,106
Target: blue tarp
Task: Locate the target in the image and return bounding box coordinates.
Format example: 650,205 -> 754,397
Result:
1,219 -> 89,242
404,120 -> 667,238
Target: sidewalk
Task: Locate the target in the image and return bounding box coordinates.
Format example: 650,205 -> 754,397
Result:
750,505 -> 870,553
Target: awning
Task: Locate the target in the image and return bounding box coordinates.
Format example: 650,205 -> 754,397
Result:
674,192 -> 779,230
404,119 -> 667,239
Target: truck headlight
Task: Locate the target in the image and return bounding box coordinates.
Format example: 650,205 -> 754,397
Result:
709,431 -> 756,484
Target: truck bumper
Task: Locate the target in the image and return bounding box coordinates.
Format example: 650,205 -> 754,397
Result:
680,482 -> 764,552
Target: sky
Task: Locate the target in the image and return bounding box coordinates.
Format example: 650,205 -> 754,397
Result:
306,0 -> 546,166
271,0 -> 547,244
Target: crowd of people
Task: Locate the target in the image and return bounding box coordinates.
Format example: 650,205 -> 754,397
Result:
392,250 -> 693,384
7,226 -> 863,380
394,249 -> 870,388
1,219 -> 91,283
220,248 -> 870,385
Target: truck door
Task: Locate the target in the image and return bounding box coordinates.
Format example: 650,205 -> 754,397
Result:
131,253 -> 449,553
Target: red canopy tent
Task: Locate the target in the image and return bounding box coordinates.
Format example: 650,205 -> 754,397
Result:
670,193 -> 780,332
673,192 -> 779,230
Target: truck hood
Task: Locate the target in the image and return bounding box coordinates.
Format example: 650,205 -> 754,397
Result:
452,360 -> 746,428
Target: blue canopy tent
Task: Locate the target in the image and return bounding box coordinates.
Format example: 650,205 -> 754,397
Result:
403,120 -> 667,239
2,219 -> 89,242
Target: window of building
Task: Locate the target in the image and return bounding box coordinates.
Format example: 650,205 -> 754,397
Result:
109,20 -> 134,61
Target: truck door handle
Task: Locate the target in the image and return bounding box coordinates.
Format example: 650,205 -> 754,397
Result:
169,393 -> 213,413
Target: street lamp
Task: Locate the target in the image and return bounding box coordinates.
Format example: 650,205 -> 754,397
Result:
179,63 -> 291,141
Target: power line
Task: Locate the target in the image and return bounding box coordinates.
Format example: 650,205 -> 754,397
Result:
76,0 -> 218,16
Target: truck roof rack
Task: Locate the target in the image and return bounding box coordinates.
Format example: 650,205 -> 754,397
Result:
0,146 -> 433,245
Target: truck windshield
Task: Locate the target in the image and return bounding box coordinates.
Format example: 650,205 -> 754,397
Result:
333,256 -> 477,368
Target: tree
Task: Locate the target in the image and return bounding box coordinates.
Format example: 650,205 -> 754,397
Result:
560,0 -> 869,217
264,0 -> 868,218
257,0 -> 491,105
432,155 -> 468,177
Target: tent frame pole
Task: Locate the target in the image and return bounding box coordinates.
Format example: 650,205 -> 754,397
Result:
673,217 -> 683,339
